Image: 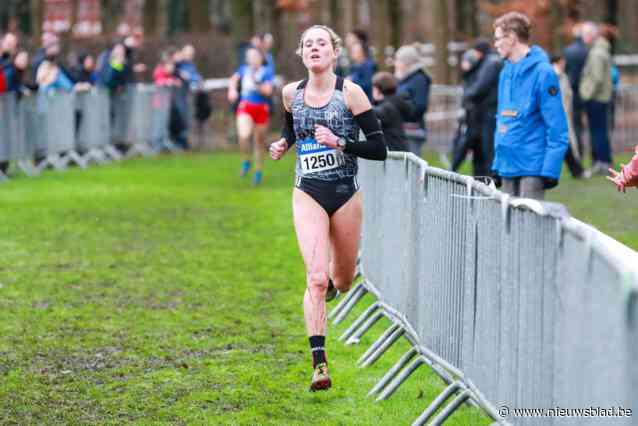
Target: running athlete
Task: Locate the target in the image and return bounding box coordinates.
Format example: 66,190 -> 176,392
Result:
228,47 -> 274,185
269,25 -> 387,391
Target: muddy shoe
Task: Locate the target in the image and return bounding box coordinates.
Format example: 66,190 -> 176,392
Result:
310,363 -> 331,391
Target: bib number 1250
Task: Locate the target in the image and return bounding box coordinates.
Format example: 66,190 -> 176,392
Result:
302,152 -> 337,171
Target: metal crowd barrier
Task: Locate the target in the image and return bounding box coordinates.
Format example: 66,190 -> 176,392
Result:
0,84 -> 172,180
330,152 -> 638,425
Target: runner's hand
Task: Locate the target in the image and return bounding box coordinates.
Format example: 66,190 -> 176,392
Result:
314,125 -> 338,149
269,138 -> 288,160
228,89 -> 238,103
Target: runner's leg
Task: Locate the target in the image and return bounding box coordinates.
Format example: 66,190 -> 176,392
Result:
253,123 -> 268,184
237,114 -> 254,175
329,192 -> 362,293
293,188 -> 331,337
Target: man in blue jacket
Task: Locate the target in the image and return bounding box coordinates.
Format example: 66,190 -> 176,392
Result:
492,12 -> 568,200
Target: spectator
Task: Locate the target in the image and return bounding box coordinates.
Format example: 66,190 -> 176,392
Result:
261,33 -> 276,75
371,71 -> 412,152
96,43 -> 129,92
170,47 -> 191,149
1,32 -> 18,67
5,51 -> 37,96
564,23 -> 588,157
36,60 -> 73,94
71,53 -> 96,93
608,146 -> 638,192
454,39 -> 502,177
1,33 -> 18,93
451,48 -> 481,173
31,32 -> 57,78
348,42 -> 375,101
579,22 -> 613,175
551,54 -> 588,179
176,44 -> 202,90
492,12 -> 568,200
153,50 -> 180,87
337,29 -> 372,77
394,44 -> 431,157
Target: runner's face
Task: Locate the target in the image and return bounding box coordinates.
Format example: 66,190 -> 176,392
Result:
246,48 -> 262,69
301,28 -> 335,72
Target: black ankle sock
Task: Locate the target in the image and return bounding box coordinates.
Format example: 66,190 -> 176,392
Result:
309,335 -> 327,367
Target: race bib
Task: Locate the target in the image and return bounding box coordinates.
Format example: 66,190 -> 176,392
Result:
298,137 -> 343,175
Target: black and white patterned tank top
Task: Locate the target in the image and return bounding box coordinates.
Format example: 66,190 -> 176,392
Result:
292,77 -> 360,180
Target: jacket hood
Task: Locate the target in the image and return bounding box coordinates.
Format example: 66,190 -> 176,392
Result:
386,93 -> 413,118
513,45 -> 549,74
592,37 -> 611,52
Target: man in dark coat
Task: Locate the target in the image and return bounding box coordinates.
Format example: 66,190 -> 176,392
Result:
462,40 -> 502,177
564,24 -> 589,157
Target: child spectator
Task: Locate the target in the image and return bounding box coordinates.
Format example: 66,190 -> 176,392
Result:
371,71 -> 412,152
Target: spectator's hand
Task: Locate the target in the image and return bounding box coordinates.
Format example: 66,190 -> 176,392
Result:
314,125 -> 339,149
228,88 -> 238,103
133,63 -> 147,73
607,166 -> 627,192
74,82 -> 92,92
269,138 -> 288,160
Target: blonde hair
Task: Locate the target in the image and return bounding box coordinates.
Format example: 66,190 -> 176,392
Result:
296,25 -> 342,57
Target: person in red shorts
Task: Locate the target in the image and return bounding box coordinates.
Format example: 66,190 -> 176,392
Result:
228,47 -> 274,185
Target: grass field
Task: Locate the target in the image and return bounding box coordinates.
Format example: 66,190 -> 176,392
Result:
0,149 -> 636,425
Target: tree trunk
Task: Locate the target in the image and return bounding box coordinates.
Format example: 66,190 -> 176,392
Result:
188,0 -> 211,33
229,0 -> 253,45
424,0 -> 452,83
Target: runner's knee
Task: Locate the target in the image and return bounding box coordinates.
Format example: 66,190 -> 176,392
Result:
307,271 -> 329,295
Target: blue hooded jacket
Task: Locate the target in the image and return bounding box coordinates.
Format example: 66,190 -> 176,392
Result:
493,45 -> 568,183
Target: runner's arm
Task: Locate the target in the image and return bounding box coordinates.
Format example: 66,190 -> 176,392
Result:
281,82 -> 298,150
344,81 -> 387,161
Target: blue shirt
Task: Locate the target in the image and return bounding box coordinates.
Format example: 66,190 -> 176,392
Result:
493,45 -> 568,181
237,65 -> 273,104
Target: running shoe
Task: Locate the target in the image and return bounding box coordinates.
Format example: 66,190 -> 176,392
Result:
325,279 -> 339,302
310,363 -> 331,391
240,160 -> 251,177
253,170 -> 263,186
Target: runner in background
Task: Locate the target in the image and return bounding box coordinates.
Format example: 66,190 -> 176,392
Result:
227,47 -> 274,186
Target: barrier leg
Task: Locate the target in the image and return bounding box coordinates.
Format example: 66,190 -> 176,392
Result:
88,148 -> 108,165
359,326 -> 405,368
427,390 -> 471,426
332,284 -> 370,325
338,300 -> 379,342
357,322 -> 400,365
345,310 -> 385,345
329,280 -> 366,321
17,160 -> 38,176
410,381 -> 462,425
368,347 -> 418,397
376,356 -> 426,401
103,145 -> 122,161
67,150 -> 88,169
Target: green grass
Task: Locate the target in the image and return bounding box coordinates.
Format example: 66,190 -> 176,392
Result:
1,149 -> 636,425
0,152 -> 490,425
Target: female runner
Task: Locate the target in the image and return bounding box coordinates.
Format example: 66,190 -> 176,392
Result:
269,25 -> 387,391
